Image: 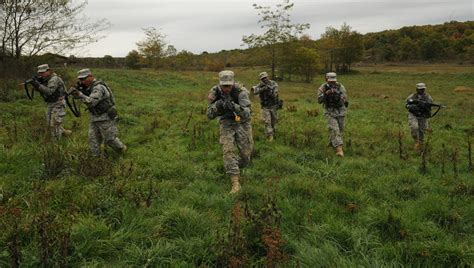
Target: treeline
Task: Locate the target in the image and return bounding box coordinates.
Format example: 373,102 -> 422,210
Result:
118,20 -> 473,82
364,20 -> 474,62
2,21 -> 472,83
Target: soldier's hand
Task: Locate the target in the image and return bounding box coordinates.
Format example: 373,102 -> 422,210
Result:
325,88 -> 335,95
70,88 -> 80,97
215,99 -> 225,111
31,77 -> 41,89
223,100 -> 235,111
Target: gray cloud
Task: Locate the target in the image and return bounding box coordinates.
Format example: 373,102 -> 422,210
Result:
80,0 -> 473,57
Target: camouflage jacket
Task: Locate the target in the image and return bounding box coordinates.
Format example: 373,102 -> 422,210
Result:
317,82 -> 348,117
37,73 -> 66,105
207,84 -> 251,123
254,80 -> 279,108
77,79 -> 116,122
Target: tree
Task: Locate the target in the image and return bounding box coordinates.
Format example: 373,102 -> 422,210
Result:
0,0 -> 109,59
398,37 -> 419,61
294,47 -> 319,83
242,0 -> 309,79
136,27 -> 167,68
103,55 -> 115,68
319,23 -> 364,72
164,45 -> 177,57
125,50 -> 142,69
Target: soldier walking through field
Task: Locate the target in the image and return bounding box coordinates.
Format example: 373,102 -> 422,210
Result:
30,64 -> 72,140
252,71 -> 282,141
207,70 -> 252,194
405,83 -> 434,151
70,68 -> 126,156
317,72 -> 348,157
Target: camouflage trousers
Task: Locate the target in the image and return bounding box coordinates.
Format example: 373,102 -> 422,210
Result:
408,113 -> 429,142
325,114 -> 345,147
219,120 -> 252,175
46,101 -> 66,140
261,107 -> 278,137
88,119 -> 125,156
240,119 -> 254,156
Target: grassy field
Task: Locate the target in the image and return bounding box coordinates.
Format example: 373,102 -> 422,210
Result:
0,65 -> 473,267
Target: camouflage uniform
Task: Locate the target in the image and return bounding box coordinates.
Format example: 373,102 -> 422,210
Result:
207,84 -> 252,176
406,92 -> 433,142
76,77 -> 125,156
36,73 -> 67,140
254,79 -> 280,137
317,81 -> 348,148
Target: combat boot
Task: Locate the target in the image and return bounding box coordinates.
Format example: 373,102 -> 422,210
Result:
121,145 -> 128,153
335,145 -> 344,157
230,175 -> 241,194
63,129 -> 72,137
267,135 -> 274,142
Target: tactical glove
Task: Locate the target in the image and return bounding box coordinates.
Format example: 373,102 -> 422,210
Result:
223,99 -> 235,111
215,99 -> 226,112
31,77 -> 41,88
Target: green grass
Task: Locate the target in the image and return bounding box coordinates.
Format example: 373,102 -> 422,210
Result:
1,65 -> 473,266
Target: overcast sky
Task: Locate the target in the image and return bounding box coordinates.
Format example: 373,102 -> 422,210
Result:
80,0 -> 473,57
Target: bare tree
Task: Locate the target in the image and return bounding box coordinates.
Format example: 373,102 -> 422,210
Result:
242,0 -> 309,79
0,0 -> 109,59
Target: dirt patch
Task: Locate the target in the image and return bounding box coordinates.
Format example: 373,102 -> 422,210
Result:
453,86 -> 473,93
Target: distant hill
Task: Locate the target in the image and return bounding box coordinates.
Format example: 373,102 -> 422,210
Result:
362,20 -> 474,62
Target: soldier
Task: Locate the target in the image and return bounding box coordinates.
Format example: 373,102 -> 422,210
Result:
405,83 -> 433,151
207,70 -> 252,194
70,69 -> 126,156
253,71 -> 282,141
30,64 -> 72,140
317,72 -> 348,157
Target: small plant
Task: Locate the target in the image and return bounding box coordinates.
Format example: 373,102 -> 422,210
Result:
452,148 -> 459,178
286,105 -> 297,112
42,143 -> 66,179
75,149 -> 112,178
375,211 -> 407,241
0,207 -> 23,268
468,137 -> 472,172
419,136 -> 430,174
306,109 -> 319,117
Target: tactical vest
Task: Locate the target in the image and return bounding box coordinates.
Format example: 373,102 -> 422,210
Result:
213,85 -> 241,119
88,81 -> 115,116
40,75 -> 63,103
259,83 -> 279,107
406,93 -> 431,118
323,83 -> 344,108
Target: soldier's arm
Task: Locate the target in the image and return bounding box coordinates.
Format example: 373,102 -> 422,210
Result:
77,85 -> 106,107
427,94 -> 434,104
317,84 -> 326,103
37,76 -> 59,95
207,87 -> 220,120
340,84 -> 347,101
236,89 -> 251,118
253,83 -> 266,95
271,81 -> 279,95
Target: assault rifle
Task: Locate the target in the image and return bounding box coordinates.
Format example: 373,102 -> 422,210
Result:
21,76 -> 42,100
406,99 -> 446,118
65,82 -> 90,117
